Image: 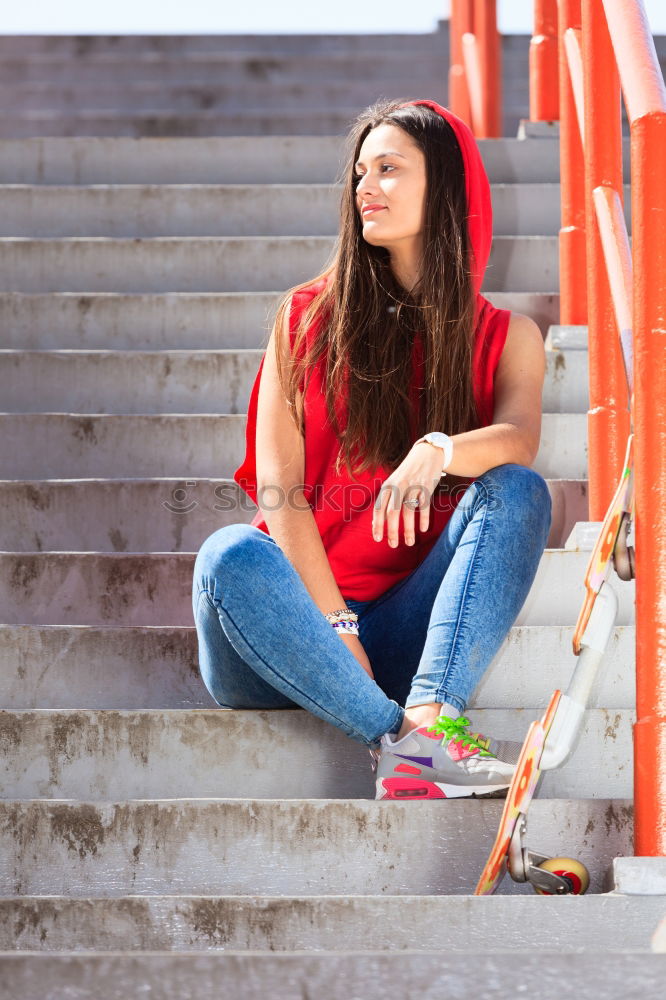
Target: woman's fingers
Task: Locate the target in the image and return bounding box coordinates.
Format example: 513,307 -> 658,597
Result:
372,469 -> 438,544
401,486 -> 422,546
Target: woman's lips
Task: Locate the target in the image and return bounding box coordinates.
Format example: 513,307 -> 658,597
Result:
362,206 -> 386,217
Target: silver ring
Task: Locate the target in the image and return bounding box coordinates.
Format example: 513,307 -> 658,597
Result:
402,497 -> 420,509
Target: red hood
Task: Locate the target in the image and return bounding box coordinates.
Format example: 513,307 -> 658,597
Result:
398,99 -> 493,307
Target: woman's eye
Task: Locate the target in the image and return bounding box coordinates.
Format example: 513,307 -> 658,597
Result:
353,165 -> 394,182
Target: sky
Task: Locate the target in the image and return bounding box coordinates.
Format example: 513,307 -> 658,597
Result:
2,1 -> 666,36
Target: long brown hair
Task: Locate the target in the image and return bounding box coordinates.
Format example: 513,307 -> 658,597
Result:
273,97 -> 478,481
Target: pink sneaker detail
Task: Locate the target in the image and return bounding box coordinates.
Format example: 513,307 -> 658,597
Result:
378,776 -> 447,799
447,738 -> 481,762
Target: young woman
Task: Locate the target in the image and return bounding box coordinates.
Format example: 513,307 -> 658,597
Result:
192,98 -> 552,800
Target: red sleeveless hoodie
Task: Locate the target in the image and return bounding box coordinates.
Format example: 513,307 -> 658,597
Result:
233,100 -> 511,601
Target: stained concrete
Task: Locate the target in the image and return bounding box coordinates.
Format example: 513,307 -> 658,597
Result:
0,548 -> 635,627
0,707 -> 635,800
0,476 -> 587,551
0,950 -> 664,1000
0,798 -> 633,897
1,894 -> 664,953
0,623 -> 633,711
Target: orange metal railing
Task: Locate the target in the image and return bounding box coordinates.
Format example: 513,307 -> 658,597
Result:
449,0 -> 501,137
558,1 -> 587,327
601,0 -> 666,859
581,2 -> 630,518
553,0 -> 666,856
530,0 -> 559,121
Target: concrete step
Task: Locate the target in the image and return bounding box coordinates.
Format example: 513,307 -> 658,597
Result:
0,798 -> 632,897
0,291 -> 280,350
0,548 -> 635,627
0,137 -> 593,185
0,54 -> 450,88
0,708 -> 635,801
2,81 -> 458,115
0,108 -> 549,139
0,414 -> 240,478
0,33 -> 450,57
546,324 -> 589,350
0,477 -> 587,552
544,349 -> 588,412
0,183 -> 624,239
565,521 -> 607,552
613,857 -> 666,895
0,136 -> 348,185
0,109 -> 426,140
0,57 -> 629,114
1,950 -> 662,1000
0,292 -> 561,348
1,894 -> 662,953
0,350 -> 259,414
0,622 -> 632,711
0,411 -> 585,480
0,348 -> 589,415
0,235 -> 559,294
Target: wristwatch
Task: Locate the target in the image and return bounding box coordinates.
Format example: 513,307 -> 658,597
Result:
415,431 -> 454,476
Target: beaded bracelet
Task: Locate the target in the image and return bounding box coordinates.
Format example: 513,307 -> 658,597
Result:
324,607 -> 359,637
330,620 -> 359,636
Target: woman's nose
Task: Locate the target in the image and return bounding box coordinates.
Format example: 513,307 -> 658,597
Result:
356,172 -> 377,197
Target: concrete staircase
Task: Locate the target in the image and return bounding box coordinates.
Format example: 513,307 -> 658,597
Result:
3,27 -> 665,141
0,29 -> 664,1000
0,25 -> 538,137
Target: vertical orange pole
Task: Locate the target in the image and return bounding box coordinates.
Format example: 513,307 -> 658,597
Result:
581,0 -> 630,518
597,0 -> 666,862
449,0 -> 474,127
559,0 -> 587,325
633,108 -> 666,858
474,0 -> 502,137
530,0 -> 560,121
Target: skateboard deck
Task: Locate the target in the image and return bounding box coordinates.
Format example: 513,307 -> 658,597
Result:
474,689 -> 562,895
475,436 -> 634,895
573,434 -> 633,654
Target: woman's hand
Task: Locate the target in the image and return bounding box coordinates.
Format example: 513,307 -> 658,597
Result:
372,441 -> 443,547
339,633 -> 374,680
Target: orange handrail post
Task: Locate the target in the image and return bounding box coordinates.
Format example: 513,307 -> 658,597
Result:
558,0 -> 587,325
603,0 -> 666,858
449,0 -> 474,128
530,0 -> 560,121
582,0 -> 630,519
450,0 -> 501,137
473,0 -> 501,137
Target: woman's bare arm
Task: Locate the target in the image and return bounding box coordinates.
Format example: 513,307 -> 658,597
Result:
431,312 -> 546,477
255,301 -> 374,675
255,298 -> 351,619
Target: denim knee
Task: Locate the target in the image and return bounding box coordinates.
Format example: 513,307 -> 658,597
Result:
193,523 -> 273,605
478,463 -> 552,541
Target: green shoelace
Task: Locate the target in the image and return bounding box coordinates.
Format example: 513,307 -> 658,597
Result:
427,715 -> 497,759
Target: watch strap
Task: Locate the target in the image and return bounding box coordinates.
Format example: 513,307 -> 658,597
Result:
416,433 -> 453,474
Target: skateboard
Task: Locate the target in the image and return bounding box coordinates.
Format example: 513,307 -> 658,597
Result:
474,434 -> 635,896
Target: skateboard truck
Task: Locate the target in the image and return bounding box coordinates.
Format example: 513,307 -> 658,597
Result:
508,819 -> 589,895
613,511 -> 634,581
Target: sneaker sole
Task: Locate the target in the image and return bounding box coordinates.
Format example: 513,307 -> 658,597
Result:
375,776 -> 510,800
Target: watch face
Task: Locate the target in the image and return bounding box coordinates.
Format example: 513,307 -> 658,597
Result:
426,432 -> 448,447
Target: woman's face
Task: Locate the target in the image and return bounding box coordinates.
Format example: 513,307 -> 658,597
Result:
354,122 -> 427,254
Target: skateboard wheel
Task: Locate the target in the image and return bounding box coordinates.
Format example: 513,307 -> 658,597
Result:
534,857 -> 590,895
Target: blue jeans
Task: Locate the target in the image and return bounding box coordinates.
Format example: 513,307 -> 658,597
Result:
192,464 -> 552,750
